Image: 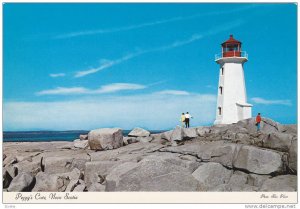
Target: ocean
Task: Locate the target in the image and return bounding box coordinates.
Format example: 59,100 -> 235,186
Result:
3,130 -> 165,142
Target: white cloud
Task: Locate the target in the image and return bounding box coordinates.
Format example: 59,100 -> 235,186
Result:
251,97 -> 292,106
95,83 -> 146,93
155,90 -> 190,95
49,73 -> 66,78
74,53 -> 140,78
36,87 -> 89,95
3,93 -> 217,131
36,83 -> 146,96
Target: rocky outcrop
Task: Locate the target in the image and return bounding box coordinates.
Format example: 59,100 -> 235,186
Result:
260,175 -> 297,191
128,127 -> 150,137
32,168 -> 82,192
7,172 -> 35,192
170,126 -> 184,141
196,127 -> 210,137
192,162 -> 232,191
160,130 -> 172,141
88,128 -> 123,151
3,117 -> 297,192
233,145 -> 285,175
105,158 -> 200,191
43,155 -> 89,174
14,157 -> 42,176
74,139 -> 89,149
169,126 -> 198,142
262,132 -> 293,152
84,161 -> 122,187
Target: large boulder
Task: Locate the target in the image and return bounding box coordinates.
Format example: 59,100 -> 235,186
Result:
88,128 -> 123,151
32,172 -> 69,192
32,168 -> 81,192
160,130 -> 173,142
105,159 -> 200,191
7,172 -> 35,192
14,157 -> 42,176
183,128 -> 198,139
74,139 -> 89,149
233,145 -> 284,174
192,162 -> 232,191
128,128 -> 150,137
44,156 -> 81,174
170,126 -> 184,141
42,153 -> 89,174
262,132 -> 293,152
259,175 -> 297,191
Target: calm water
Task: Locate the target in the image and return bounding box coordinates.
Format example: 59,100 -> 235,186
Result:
3,130 -> 165,142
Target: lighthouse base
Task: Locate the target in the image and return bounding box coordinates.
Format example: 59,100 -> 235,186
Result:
214,103 -> 253,125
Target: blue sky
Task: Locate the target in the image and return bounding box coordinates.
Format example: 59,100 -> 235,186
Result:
3,3 -> 297,131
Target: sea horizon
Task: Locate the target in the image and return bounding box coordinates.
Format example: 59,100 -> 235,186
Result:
2,129 -> 167,142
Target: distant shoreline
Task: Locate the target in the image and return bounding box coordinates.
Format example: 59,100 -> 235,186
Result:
3,130 -> 167,143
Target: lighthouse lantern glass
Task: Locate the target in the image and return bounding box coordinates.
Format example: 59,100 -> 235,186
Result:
222,43 -> 241,57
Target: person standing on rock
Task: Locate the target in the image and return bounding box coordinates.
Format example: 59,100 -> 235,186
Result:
185,112 -> 193,128
255,113 -> 262,131
180,113 -> 186,127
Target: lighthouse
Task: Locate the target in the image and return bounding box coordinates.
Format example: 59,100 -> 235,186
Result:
214,35 -> 252,125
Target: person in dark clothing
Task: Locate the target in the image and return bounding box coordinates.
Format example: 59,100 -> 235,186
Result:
184,112 -> 193,128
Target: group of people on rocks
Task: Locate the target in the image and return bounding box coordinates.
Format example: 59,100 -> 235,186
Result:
179,112 -> 262,132
180,112 -> 193,128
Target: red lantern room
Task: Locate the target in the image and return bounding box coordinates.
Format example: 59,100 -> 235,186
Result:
221,35 -> 241,57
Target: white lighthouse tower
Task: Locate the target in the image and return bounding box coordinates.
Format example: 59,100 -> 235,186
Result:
214,35 -> 252,125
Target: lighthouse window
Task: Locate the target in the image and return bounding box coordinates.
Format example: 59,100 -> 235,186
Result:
221,67 -> 224,75
219,86 -> 223,95
218,107 -> 222,115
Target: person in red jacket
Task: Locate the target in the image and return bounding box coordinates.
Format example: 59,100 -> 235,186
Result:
256,113 -> 262,131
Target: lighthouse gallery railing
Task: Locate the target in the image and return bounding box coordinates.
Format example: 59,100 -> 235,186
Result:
215,51 -> 248,60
